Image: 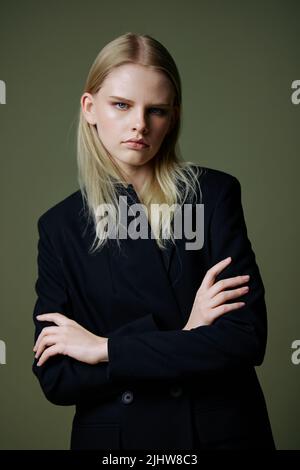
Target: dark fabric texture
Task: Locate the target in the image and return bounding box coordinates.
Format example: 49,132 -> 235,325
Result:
32,166 -> 275,450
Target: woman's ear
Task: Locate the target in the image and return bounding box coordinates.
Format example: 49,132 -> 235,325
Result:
81,93 -> 97,125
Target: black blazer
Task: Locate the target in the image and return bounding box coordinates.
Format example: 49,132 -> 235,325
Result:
32,166 -> 275,450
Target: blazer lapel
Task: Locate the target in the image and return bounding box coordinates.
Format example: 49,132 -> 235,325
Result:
106,186 -> 185,330
157,237 -> 175,276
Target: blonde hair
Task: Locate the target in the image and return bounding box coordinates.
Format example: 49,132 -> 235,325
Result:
77,32 -> 204,252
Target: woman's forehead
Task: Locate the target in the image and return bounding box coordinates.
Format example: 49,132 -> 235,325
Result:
100,65 -> 174,102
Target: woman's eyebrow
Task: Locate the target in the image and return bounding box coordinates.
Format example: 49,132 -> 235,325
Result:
109,95 -> 172,107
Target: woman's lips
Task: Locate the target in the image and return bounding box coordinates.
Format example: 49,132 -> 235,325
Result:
123,141 -> 149,150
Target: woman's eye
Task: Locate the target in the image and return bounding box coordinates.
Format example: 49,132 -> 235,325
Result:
113,102 -> 167,116
114,102 -> 128,110
149,108 -> 167,116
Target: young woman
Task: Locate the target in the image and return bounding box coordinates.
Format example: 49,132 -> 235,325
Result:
32,32 -> 275,450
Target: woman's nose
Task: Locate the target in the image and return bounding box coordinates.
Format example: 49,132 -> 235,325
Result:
132,111 -> 148,133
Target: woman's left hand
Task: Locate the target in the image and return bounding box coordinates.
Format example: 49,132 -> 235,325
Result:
33,313 -> 108,366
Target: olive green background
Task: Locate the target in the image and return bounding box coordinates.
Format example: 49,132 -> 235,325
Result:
0,0 -> 299,450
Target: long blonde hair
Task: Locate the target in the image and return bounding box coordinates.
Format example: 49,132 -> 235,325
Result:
77,32 -> 203,252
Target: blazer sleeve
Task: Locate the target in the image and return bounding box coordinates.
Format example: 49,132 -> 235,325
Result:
32,217 -> 162,406
106,176 -> 268,381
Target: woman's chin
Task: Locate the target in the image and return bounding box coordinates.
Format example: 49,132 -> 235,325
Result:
113,153 -> 154,168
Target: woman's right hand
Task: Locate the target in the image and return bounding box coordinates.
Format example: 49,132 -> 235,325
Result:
183,257 -> 250,330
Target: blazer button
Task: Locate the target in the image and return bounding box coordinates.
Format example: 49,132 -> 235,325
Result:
169,385 -> 183,398
121,390 -> 134,405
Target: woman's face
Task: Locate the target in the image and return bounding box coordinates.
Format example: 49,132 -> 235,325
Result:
81,63 -> 177,174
